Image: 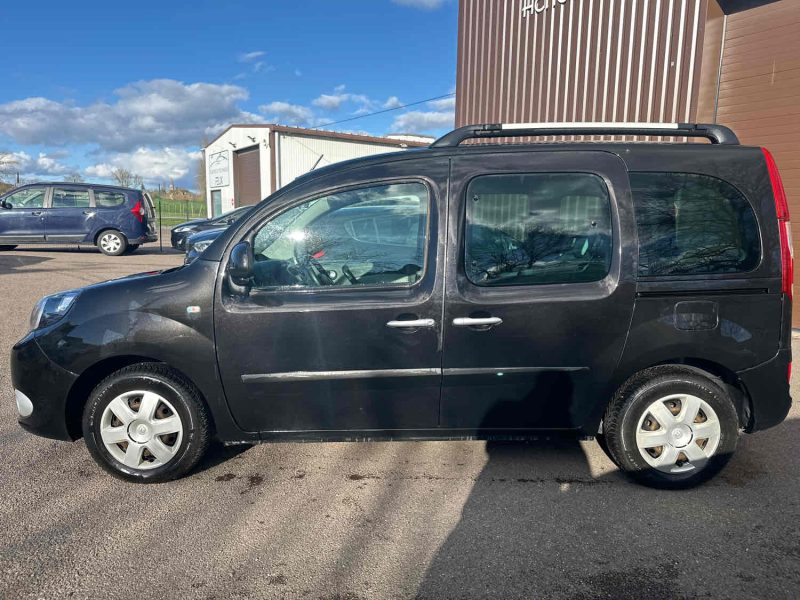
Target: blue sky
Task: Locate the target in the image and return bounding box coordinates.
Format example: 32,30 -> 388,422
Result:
0,0 -> 457,189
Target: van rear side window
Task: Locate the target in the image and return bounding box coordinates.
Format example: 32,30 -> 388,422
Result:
465,173 -> 613,286
630,173 -> 760,277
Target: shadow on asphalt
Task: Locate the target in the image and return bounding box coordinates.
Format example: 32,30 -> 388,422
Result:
0,253 -> 53,273
414,418 -> 799,599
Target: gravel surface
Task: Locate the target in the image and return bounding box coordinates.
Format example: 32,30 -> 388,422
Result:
1,246 -> 798,599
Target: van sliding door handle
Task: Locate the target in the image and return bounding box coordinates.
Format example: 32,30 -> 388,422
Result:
452,316 -> 503,327
386,318 -> 436,328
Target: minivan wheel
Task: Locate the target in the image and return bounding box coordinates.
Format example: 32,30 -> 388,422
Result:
97,230 -> 127,256
0,245 -> 17,251
603,366 -> 739,489
82,363 -> 210,482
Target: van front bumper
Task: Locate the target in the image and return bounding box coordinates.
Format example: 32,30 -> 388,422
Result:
738,348 -> 793,432
10,333 -> 78,441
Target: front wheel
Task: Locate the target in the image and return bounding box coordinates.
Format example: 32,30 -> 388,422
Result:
603,366 -> 739,489
97,230 -> 127,256
82,363 -> 211,482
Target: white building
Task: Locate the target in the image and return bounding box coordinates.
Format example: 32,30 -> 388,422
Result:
204,124 -> 430,217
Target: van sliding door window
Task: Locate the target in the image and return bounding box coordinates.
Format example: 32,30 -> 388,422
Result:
464,173 -> 613,286
630,173 -> 760,277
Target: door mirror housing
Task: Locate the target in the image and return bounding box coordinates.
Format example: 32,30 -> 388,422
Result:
0,200 -> 11,209
227,241 -> 254,294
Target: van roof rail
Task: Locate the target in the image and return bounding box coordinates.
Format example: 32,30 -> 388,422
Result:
430,122 -> 740,147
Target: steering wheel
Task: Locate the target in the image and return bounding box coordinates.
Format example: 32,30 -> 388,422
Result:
341,264 -> 358,285
292,243 -> 334,286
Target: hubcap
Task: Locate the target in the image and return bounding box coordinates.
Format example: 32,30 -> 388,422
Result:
635,394 -> 721,474
100,233 -> 121,253
100,391 -> 183,470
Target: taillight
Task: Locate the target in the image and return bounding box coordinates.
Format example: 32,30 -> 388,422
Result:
763,148 -> 793,299
131,200 -> 144,223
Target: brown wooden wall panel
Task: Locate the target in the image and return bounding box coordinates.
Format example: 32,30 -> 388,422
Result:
455,0 -> 708,139
715,0 -> 800,325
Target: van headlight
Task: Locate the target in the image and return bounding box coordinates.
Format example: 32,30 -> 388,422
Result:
174,226 -> 194,233
29,290 -> 80,331
191,239 -> 214,253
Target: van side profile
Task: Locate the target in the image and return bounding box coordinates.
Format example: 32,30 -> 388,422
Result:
0,183 -> 157,255
11,123 -> 793,488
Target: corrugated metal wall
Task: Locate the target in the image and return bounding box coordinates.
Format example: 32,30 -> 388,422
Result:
712,0 -> 800,325
275,134 -> 408,190
456,0 -> 707,135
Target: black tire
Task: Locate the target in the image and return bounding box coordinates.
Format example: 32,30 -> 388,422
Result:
0,245 -> 17,251
82,363 -> 211,483
124,244 -> 140,254
96,230 -> 128,256
603,365 -> 739,489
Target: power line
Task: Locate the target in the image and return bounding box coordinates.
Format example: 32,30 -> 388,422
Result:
319,92 -> 455,128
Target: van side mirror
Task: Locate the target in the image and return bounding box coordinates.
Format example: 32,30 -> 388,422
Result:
227,241 -> 254,293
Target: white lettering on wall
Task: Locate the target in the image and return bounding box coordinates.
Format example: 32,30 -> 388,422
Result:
521,0 -> 569,18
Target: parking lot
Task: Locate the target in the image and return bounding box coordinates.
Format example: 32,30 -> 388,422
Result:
0,246 -> 798,599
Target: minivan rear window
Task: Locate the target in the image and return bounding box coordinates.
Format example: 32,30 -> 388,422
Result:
631,173 -> 760,277
465,173 -> 613,286
94,191 -> 126,208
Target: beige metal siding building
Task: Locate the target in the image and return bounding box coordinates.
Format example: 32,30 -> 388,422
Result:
204,125 -> 427,218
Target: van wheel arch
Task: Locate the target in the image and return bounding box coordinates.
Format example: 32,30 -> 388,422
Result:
602,359 -> 750,433
65,356 -> 214,440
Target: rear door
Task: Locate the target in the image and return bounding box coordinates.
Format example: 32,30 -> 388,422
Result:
46,186 -> 94,242
441,150 -> 636,432
0,186 -> 47,242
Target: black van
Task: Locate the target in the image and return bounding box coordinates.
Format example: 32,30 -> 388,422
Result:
10,123 -> 793,489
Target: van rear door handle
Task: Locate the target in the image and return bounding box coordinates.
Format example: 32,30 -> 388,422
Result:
386,318 -> 436,328
452,316 -> 503,327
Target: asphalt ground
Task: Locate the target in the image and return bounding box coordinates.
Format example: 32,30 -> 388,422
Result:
0,245 -> 798,599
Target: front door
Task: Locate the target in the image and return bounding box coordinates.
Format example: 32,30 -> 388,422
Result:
441,151 -> 636,432
46,186 -> 94,242
0,186 -> 47,243
214,158 -> 447,434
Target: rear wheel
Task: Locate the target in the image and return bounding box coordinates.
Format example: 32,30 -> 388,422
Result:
603,366 -> 739,489
97,230 -> 127,256
82,363 -> 211,482
0,245 -> 17,251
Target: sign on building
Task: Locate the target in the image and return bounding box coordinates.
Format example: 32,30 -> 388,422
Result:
208,150 -> 230,188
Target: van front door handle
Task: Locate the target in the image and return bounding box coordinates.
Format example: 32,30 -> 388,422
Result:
386,318 -> 436,329
31,211 -> 42,216
452,316 -> 503,327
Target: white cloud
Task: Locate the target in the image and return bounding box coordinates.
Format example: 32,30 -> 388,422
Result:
428,96 -> 456,110
86,147 -> 202,186
312,86 -> 373,112
0,79 -> 257,152
7,150 -> 73,178
383,96 -> 404,109
238,51 -> 265,62
392,0 -> 447,8
391,110 -> 454,133
258,101 -> 314,126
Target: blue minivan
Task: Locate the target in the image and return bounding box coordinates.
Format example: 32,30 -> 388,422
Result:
0,183 -> 157,255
